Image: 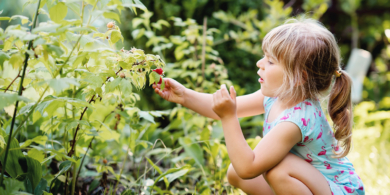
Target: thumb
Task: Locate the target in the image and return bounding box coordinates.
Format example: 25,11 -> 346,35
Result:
230,86 -> 236,102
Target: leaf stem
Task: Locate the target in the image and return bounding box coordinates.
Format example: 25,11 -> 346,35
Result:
4,69 -> 21,93
0,0 -> 41,188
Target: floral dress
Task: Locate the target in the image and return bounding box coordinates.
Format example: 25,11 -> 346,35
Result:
263,96 -> 365,195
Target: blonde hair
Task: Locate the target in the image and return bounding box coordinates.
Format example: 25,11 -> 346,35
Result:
262,18 -> 353,158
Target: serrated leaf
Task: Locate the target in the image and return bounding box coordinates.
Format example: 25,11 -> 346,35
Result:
0,93 -> 30,111
49,2 -> 67,23
38,78 -> 80,94
150,71 -> 160,85
0,136 -> 25,179
119,78 -> 132,94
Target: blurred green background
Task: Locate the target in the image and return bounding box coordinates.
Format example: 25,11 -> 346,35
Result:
1,0 -> 390,194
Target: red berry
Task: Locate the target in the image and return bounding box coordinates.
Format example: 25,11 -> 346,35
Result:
158,77 -> 162,84
152,68 -> 163,75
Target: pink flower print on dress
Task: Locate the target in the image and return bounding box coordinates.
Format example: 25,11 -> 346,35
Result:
305,154 -> 313,163
324,161 -> 332,169
301,118 -> 310,126
314,112 -> 316,119
304,101 -> 312,106
294,106 -> 301,110
344,186 -> 355,193
280,113 -> 291,120
334,175 -> 339,182
316,128 -> 327,145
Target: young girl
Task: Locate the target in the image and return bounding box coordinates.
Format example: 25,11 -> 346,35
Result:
153,18 -> 364,195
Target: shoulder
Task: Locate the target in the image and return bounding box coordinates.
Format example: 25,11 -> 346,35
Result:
276,99 -> 320,141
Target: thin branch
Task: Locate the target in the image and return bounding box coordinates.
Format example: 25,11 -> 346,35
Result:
4,70 -> 21,93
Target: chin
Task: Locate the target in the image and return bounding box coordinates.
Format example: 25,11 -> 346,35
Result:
261,88 -> 277,98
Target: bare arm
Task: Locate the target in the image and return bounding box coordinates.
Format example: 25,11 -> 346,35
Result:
153,78 -> 266,120
211,85 -> 301,179
183,88 -> 265,120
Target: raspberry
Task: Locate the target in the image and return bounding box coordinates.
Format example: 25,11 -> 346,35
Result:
152,68 -> 163,75
107,21 -> 115,29
158,77 -> 162,84
119,72 -> 125,78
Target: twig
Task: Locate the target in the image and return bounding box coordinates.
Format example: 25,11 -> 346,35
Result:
4,70 -> 21,93
0,0 -> 41,188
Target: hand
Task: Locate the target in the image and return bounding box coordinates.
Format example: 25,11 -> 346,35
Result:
212,84 -> 237,119
152,78 -> 186,105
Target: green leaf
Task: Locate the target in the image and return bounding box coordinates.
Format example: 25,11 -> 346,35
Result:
110,30 -> 123,44
10,15 -> 29,24
164,169 -> 189,183
33,178 -> 47,195
119,78 -> 132,94
178,137 -> 204,166
0,17 -> 11,21
38,78 -> 80,94
150,71 -> 160,85
24,156 -> 42,190
9,53 -> 24,69
0,51 -> 10,68
146,157 -> 169,188
28,148 -> 45,163
49,160 -> 72,191
21,135 -> 48,148
105,78 -> 121,93
139,111 -> 155,123
45,44 -> 64,57
0,178 -> 25,194
160,78 -> 165,91
103,12 -> 121,24
49,2 -> 68,23
0,136 -> 25,179
153,165 -> 190,188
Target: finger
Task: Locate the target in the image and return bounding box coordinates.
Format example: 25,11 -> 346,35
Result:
230,86 -> 237,102
220,84 -> 229,98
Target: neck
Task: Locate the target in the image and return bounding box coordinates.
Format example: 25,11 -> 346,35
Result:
277,97 -> 306,110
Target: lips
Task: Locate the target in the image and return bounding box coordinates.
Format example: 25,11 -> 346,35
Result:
259,77 -> 264,83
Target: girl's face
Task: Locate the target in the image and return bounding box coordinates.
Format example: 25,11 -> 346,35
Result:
257,54 -> 285,97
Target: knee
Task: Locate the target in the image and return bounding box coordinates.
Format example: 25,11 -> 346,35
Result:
227,164 -> 240,187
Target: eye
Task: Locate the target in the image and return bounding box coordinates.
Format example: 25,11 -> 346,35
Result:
268,60 -> 274,65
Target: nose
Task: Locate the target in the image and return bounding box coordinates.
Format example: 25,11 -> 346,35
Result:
257,58 -> 265,69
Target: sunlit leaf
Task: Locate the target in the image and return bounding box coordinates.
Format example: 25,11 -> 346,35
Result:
49,2 -> 67,23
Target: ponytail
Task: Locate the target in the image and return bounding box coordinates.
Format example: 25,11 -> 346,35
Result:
328,70 -> 353,158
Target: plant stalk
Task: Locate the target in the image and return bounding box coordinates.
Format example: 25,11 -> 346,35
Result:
0,0 -> 41,188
